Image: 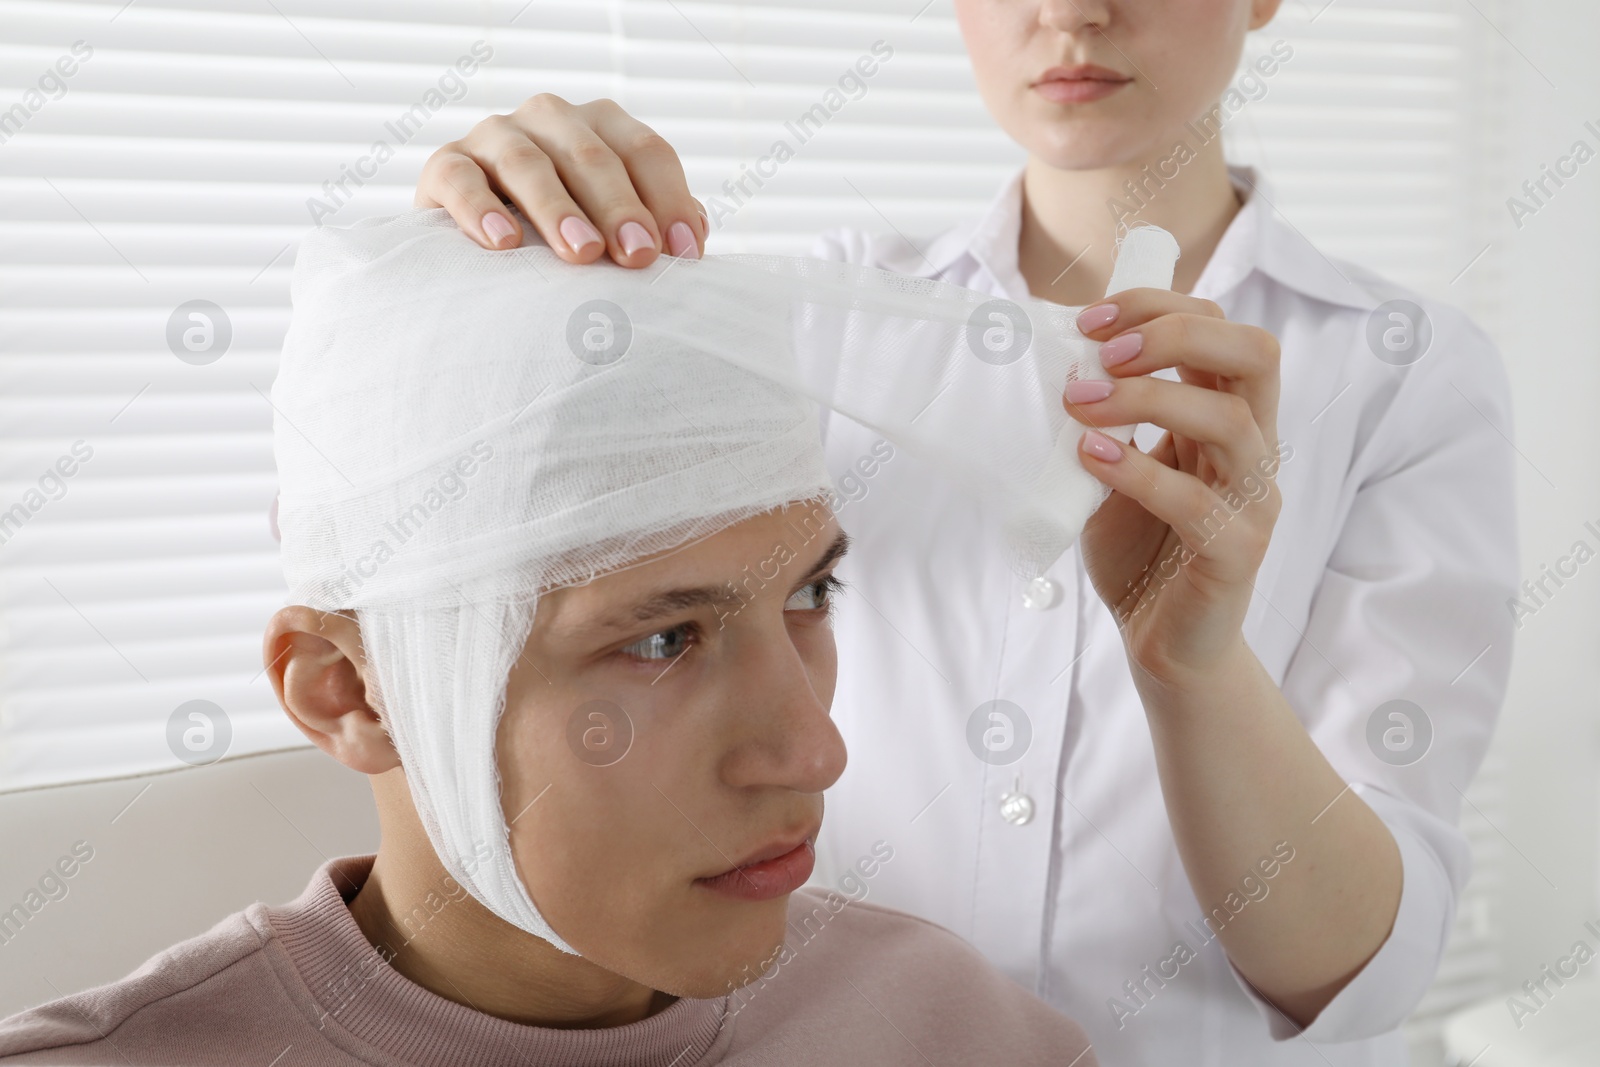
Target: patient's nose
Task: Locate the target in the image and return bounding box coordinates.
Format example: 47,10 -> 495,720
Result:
717,633 -> 846,796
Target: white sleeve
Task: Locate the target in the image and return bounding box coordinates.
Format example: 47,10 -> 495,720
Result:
1232,307 -> 1520,1042
1229,789 -> 1464,1041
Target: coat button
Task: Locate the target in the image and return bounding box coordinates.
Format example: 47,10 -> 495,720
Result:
1021,575 -> 1062,611
999,791 -> 1035,826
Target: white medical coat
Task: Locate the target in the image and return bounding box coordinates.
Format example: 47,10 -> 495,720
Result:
805,165 -> 1519,1067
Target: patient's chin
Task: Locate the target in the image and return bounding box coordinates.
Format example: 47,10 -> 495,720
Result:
644,902 -> 795,1000
679,940 -> 790,1000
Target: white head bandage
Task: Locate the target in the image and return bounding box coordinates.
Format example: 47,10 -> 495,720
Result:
273,210 -> 1177,953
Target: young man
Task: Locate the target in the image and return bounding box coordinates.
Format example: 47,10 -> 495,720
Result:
0,211 -> 1101,1066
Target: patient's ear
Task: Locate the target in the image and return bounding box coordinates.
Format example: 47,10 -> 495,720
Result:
264,606 -> 399,775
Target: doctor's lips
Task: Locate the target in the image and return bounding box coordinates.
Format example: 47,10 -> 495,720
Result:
1033,64 -> 1132,104
695,830 -> 817,901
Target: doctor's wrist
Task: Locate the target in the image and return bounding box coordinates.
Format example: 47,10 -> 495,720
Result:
1126,633 -> 1262,719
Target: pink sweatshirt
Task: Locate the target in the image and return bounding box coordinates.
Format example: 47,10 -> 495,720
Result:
0,855 -> 1097,1067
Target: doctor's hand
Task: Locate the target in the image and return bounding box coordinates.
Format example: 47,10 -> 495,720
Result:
415,94 -> 706,265
1067,291 -> 1285,685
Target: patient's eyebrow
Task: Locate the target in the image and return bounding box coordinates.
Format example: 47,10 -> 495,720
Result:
802,528 -> 852,582
625,584 -> 744,624
601,528 -> 852,630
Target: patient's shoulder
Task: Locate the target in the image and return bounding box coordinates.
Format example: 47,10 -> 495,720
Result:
718,888 -> 1097,1065
0,906 -> 276,1063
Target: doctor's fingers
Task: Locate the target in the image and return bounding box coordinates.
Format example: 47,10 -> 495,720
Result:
1078,292 -> 1280,419
1065,374 -> 1275,489
1078,431 -> 1280,563
417,95 -> 706,266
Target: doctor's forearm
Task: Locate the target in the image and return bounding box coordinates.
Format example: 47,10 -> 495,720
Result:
1130,636 -> 1403,1028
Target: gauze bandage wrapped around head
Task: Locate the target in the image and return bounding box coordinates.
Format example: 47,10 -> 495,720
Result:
273,209 -> 1178,954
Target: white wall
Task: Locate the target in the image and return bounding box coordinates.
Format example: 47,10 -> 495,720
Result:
1485,0 -> 1600,1012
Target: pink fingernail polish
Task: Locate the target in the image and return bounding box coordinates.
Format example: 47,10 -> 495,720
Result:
1077,303 -> 1120,333
667,221 -> 699,259
482,211 -> 516,247
1065,379 -> 1114,404
560,215 -> 602,254
618,221 -> 655,257
1081,430 -> 1123,462
1099,332 -> 1144,367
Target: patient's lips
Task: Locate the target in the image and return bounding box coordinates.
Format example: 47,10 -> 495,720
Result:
696,836 -> 816,902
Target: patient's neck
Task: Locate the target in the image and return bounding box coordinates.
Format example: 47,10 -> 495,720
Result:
347,771 -> 674,1029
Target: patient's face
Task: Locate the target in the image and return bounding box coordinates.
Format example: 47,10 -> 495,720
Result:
496,502 -> 849,997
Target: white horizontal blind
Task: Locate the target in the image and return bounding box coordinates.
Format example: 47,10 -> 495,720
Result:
1230,0 -> 1504,304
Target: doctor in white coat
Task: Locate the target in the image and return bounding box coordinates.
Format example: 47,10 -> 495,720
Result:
411,1 -> 1518,1063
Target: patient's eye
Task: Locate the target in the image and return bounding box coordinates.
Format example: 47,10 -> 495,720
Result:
787,573 -> 844,616
619,624 -> 695,662
621,576 -> 842,663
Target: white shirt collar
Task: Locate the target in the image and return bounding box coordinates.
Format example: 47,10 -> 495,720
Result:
918,164 -> 1382,312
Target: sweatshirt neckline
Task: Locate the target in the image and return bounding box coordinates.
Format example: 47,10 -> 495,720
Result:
266,855 -> 730,1067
